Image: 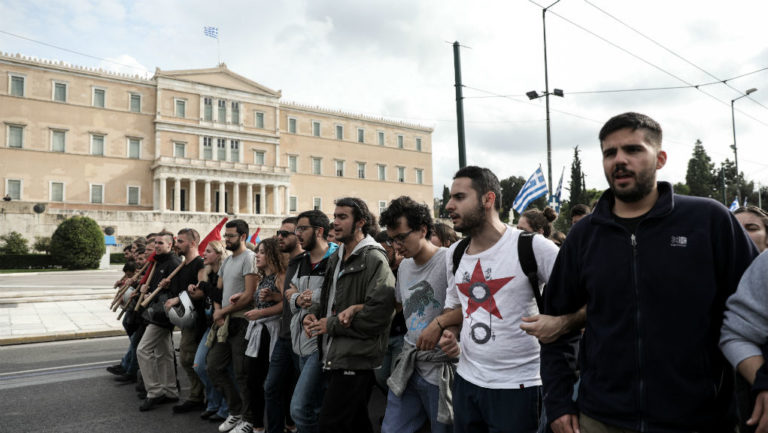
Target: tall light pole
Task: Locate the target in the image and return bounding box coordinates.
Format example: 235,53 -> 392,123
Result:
731,87 -> 757,202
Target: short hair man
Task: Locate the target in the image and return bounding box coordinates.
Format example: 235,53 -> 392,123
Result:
379,196 -> 455,433
287,209 -> 338,433
266,216 -> 304,433
304,197 -> 396,433
569,204 -> 591,225
542,112 -> 758,433
207,219 -> 259,433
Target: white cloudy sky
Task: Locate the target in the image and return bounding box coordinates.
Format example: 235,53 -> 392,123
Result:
2,0 -> 767,199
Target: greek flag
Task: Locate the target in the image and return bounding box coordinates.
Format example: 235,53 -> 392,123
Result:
549,168 -> 564,213
729,197 -> 739,212
513,166 -> 548,214
204,26 -> 219,39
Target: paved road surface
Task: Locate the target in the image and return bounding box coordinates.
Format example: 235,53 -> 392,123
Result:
0,268 -> 123,293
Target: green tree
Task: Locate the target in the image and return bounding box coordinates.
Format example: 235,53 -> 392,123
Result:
0,231 -> 30,254
713,159 -> 752,206
569,146 -> 586,206
33,236 -> 52,254
684,140 -> 715,198
50,216 -> 105,269
439,185 -> 450,217
673,182 -> 690,195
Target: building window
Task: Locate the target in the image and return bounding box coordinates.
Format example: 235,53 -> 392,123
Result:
312,157 -> 322,175
254,151 -> 265,165
335,160 -> 344,177
175,99 -> 186,117
289,196 -> 297,213
313,197 -> 321,211
203,137 -> 213,160
379,200 -> 387,215
9,75 -> 25,97
357,162 -> 366,179
357,128 -> 365,143
53,82 -> 67,102
51,130 -> 66,152
231,102 -> 240,124
378,131 -> 385,145
336,125 -> 344,140
217,100 -> 226,122
312,121 -> 321,137
216,138 -> 226,160
288,117 -> 297,133
397,135 -> 404,149
127,186 -> 140,205
90,184 -> 104,204
416,168 -> 423,185
6,179 -> 21,200
50,182 -> 64,202
174,142 -> 186,158
7,124 -> 24,148
416,137 -> 422,152
255,112 -> 265,129
91,134 -> 105,156
230,140 -> 240,162
288,155 -> 297,173
128,138 -> 141,159
93,88 -> 106,108
204,97 -> 213,121
378,164 -> 386,181
130,93 -> 141,113
398,167 -> 405,183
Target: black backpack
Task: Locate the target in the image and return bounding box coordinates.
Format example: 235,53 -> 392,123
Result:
451,231 -> 543,309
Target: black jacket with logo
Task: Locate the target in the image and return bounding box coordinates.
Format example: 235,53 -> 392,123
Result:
541,182 -> 758,432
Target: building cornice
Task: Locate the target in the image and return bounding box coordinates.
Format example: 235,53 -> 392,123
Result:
0,52 -> 154,86
154,122 -> 280,144
281,101 -> 434,133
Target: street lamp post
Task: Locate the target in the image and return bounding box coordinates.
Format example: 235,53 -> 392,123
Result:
731,87 -> 757,203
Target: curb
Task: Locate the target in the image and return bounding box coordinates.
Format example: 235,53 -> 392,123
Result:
0,329 -> 125,346
0,294 -> 114,304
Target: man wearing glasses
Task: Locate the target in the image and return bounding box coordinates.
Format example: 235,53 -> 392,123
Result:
265,217 -> 304,433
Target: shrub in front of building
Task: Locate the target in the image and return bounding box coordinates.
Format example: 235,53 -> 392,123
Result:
50,216 -> 106,269
0,231 -> 30,255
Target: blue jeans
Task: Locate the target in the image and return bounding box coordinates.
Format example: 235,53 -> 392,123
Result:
291,351 -> 326,433
194,327 -> 229,418
453,373 -> 540,433
264,336 -> 298,433
375,334 -> 405,392
382,371 -> 452,433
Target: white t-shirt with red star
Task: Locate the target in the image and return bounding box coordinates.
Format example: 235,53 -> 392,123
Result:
444,226 -> 559,389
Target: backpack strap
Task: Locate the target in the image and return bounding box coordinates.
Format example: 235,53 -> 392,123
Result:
452,237 -> 471,275
518,231 -> 543,309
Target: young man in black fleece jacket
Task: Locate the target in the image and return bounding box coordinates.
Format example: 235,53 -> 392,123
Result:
541,112 -> 759,433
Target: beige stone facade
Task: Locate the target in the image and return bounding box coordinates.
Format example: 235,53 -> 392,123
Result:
0,53 -> 433,239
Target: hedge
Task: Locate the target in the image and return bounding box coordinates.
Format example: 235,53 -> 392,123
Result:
51,216 -> 105,269
110,253 -> 127,264
0,254 -> 59,269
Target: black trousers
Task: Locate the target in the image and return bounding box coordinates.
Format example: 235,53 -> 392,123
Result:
319,369 -> 375,433
246,330 -> 270,429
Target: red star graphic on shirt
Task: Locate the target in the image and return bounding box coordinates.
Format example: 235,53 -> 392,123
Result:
457,260 -> 513,319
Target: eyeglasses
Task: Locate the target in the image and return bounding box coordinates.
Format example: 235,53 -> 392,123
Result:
276,230 -> 294,237
386,230 -> 414,246
294,225 -> 317,234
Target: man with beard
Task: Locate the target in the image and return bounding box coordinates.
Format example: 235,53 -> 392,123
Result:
266,217 -> 303,433
288,210 -> 337,433
542,112 -> 759,433
137,231 -> 183,411
207,219 -> 258,433
439,166 -> 560,433
303,197 -> 396,433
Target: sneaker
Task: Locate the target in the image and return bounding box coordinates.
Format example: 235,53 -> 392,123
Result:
218,415 -> 242,432
106,364 -> 125,376
231,421 -> 253,433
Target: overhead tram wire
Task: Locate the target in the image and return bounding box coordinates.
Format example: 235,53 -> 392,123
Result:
583,0 -> 768,112
526,1 -> 768,129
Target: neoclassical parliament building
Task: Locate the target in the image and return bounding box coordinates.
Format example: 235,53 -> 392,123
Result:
0,52 -> 434,239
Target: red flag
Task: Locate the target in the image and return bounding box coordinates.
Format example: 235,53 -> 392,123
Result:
248,227 -> 261,244
198,217 -> 228,255
138,252 -> 156,285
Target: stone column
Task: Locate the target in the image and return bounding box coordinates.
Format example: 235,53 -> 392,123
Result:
159,177 -> 167,212
273,185 -> 279,216
173,178 -> 181,212
284,185 -> 290,214
189,179 -> 197,212
260,184 -> 266,215
246,184 -> 253,215
218,182 -> 226,213
233,182 -> 240,215
204,180 -> 211,213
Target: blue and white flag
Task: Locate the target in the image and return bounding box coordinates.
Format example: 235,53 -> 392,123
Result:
204,26 -> 219,39
729,197 -> 739,212
744,197 -> 748,207
513,166 -> 548,214
550,167 -> 564,213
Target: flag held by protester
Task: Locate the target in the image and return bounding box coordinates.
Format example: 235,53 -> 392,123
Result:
513,166 -> 548,214
198,217 -> 228,255
729,197 -> 739,212
248,227 -> 261,245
